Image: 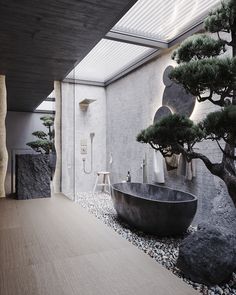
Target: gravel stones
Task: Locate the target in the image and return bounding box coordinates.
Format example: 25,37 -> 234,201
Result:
76,192 -> 236,295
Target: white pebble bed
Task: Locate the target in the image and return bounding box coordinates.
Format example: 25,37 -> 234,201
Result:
76,192 -> 236,295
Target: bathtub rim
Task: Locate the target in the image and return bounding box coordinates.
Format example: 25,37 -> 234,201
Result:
111,182 -> 198,204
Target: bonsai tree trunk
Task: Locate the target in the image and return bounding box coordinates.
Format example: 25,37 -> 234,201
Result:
221,29 -> 236,204
221,144 -> 236,205
178,146 -> 236,206
223,174 -> 236,205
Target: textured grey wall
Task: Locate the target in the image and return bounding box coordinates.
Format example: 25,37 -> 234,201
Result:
106,50 -> 236,226
60,39 -> 235,226
106,51 -> 175,184
5,111 -> 50,195
61,82 -> 106,198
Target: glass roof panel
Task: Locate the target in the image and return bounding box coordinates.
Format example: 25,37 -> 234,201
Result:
48,90 -> 55,98
112,0 -> 220,41
36,91 -> 55,112
65,0 -> 221,84
66,39 -> 154,83
36,101 -> 55,112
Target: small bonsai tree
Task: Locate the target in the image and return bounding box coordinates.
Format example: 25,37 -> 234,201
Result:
137,0 -> 236,206
27,115 -> 55,154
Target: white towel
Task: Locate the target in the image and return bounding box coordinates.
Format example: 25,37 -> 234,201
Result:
177,154 -> 186,176
177,154 -> 196,180
186,159 -> 196,180
186,162 -> 193,180
153,150 -> 165,183
109,152 -> 113,165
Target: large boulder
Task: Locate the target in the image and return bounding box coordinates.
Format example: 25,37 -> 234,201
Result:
177,223 -> 236,285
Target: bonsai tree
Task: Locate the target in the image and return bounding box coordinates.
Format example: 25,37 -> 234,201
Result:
137,0 -> 236,206
27,115 -> 55,154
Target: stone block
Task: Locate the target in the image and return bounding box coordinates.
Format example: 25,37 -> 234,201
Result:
16,154 -> 51,199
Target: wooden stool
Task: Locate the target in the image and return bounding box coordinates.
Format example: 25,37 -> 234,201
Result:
93,172 -> 111,195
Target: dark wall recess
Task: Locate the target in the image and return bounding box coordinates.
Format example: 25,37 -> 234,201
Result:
153,65 -> 196,123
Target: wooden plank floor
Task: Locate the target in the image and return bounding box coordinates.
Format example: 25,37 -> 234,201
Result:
0,194 -> 199,295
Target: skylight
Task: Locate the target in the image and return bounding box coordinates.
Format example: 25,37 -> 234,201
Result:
66,39 -> 154,83
36,91 -> 55,113
36,101 -> 55,112
65,0 -> 220,85
112,0 -> 220,42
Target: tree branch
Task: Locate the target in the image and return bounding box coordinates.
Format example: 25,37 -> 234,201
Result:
215,140 -> 236,160
149,142 -> 159,151
217,31 -> 232,46
198,90 -> 213,103
174,143 -> 224,177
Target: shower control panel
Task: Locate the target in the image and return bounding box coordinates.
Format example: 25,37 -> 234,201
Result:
80,139 -> 87,154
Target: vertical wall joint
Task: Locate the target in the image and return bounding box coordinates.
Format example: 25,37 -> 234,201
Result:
0,75 -> 8,198
53,80 -> 62,193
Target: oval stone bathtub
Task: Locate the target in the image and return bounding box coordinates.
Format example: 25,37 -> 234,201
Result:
111,183 -> 197,236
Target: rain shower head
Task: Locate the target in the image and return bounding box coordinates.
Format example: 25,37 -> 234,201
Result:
79,98 -> 96,111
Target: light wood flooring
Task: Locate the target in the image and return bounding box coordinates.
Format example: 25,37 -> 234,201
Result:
0,194 -> 199,295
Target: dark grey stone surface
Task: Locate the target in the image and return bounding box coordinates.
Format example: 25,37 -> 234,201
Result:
16,154 -> 51,199
153,106 -> 172,123
177,223 -> 236,285
111,182 -> 197,237
208,180 -> 236,235
162,65 -> 196,117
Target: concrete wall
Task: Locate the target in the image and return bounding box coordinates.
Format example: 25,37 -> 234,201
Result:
106,50 -> 175,184
61,82 -> 106,199
105,49 -> 236,226
5,111 -> 50,195
60,35 -> 235,226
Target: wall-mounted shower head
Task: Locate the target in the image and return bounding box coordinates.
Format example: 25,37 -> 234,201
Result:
90,132 -> 95,141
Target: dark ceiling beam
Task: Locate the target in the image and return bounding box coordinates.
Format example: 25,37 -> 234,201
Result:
105,31 -> 168,49
63,78 -> 105,87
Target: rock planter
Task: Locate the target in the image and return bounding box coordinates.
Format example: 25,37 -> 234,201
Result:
15,154 -> 51,199
177,223 -> 236,285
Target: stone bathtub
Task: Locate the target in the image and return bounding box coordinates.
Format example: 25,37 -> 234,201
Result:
111,183 -> 197,236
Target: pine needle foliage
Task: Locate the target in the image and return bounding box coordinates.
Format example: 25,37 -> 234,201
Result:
137,0 -> 236,205
27,115 -> 55,154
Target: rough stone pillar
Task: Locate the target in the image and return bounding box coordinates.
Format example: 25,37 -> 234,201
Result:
0,75 -> 8,198
53,81 -> 62,193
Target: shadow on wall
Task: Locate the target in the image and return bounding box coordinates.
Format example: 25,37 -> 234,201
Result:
152,65 -> 196,185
